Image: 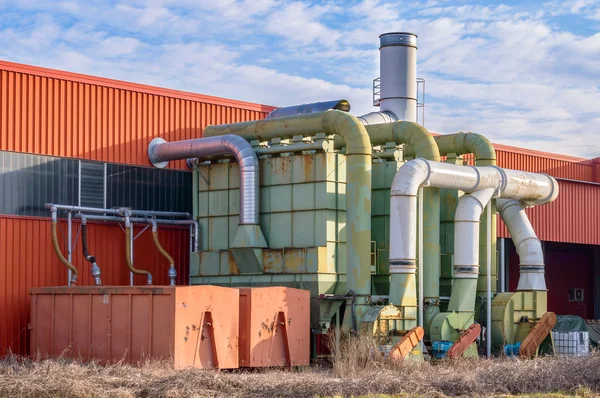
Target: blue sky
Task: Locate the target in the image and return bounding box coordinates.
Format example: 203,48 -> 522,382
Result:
1,0 -> 599,158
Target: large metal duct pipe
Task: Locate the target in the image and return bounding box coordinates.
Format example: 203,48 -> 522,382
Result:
391,159 -> 558,339
358,110 -> 398,125
148,134 -> 267,255
497,199 -> 546,291
391,159 -> 558,268
447,188 -> 496,314
266,99 -> 350,119
203,110 -> 372,329
379,32 -> 418,122
405,132 -> 498,309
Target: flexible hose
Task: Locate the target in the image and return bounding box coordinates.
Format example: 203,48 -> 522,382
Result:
51,221 -> 77,285
125,226 -> 152,279
151,230 -> 175,267
81,223 -> 96,264
81,221 -> 102,285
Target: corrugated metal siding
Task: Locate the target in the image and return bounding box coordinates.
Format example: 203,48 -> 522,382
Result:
496,149 -> 594,182
0,64 -> 273,170
0,216 -> 189,356
498,180 -> 600,245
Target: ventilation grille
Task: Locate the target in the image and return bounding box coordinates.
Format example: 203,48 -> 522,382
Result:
79,162 -> 105,208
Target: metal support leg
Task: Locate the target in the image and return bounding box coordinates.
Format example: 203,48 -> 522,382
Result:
67,212 -> 72,286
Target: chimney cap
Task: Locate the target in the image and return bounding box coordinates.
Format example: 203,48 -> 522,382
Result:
379,32 -> 417,49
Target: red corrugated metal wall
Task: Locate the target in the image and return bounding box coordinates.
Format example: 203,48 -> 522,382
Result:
0,61 -> 274,170
498,180 -> 600,245
0,61 -> 275,356
0,217 -> 190,355
495,147 -> 595,182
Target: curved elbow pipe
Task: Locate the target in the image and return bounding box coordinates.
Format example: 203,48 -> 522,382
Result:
80,215 -> 102,286
149,219 -> 177,286
50,207 -> 77,286
497,199 -> 546,291
124,214 -> 152,285
148,134 -> 259,225
403,132 -> 497,165
390,159 -> 556,275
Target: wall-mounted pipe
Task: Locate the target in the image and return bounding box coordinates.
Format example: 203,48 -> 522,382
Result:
203,110 -> 372,328
497,199 -> 546,291
73,213 -> 199,253
149,219 -> 177,286
44,204 -> 191,219
79,215 -> 102,286
123,209 -> 152,285
49,206 -> 77,286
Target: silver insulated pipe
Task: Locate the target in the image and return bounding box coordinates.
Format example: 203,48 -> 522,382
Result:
148,134 -> 259,225
379,32 -> 418,123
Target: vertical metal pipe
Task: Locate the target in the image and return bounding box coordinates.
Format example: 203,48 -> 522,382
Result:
67,212 -> 72,286
129,222 -> 134,286
486,202 -> 492,359
418,186 -> 424,331
499,238 -> 506,293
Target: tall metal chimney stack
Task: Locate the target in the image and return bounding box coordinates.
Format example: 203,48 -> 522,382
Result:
379,32 -> 418,123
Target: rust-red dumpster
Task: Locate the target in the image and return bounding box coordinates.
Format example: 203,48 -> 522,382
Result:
30,285 -> 239,369
238,287 -> 310,367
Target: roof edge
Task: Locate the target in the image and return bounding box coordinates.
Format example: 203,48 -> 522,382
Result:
0,59 -> 277,114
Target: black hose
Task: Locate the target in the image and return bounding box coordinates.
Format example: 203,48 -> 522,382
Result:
81,223 -> 96,264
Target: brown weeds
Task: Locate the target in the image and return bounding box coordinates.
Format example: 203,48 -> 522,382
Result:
1,336 -> 600,398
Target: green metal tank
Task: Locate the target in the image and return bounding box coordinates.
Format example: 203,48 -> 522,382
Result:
190,147 -> 350,332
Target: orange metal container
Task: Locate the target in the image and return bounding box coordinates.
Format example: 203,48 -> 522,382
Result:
238,287 -> 310,367
0,217 -> 192,356
29,285 -> 239,369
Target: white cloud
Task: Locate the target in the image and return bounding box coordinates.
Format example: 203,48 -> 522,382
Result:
265,2 -> 341,47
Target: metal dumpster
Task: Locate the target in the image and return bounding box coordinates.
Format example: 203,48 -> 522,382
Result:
238,287 -> 310,367
30,285 -> 239,369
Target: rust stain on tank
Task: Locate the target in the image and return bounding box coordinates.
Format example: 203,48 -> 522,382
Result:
228,251 -> 240,275
303,156 -> 314,181
263,249 -> 283,273
284,248 -> 305,273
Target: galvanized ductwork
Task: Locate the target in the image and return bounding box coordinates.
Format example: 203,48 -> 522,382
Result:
265,99 -> 350,119
358,110 -> 398,125
149,135 -> 260,226
148,134 -> 267,271
497,199 -> 546,291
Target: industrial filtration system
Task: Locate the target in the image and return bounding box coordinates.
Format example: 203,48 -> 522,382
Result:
40,32 -> 560,363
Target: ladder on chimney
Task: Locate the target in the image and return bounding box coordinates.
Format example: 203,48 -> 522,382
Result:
372,77 -> 426,126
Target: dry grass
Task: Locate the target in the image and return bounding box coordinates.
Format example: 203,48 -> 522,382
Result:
1,336 -> 600,398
